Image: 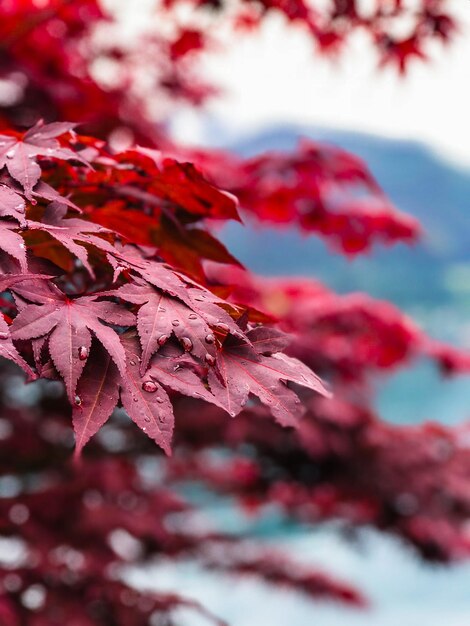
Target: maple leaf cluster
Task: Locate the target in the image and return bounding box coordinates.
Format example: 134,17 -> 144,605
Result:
0,1 -> 467,625
191,141 -> 421,254
0,121 -> 329,457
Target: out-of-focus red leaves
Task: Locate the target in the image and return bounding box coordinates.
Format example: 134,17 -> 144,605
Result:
425,341 -> 470,376
201,545 -> 367,607
192,140 -> 420,254
0,398 -> 365,623
0,0 -> 457,142
378,35 -> 427,73
171,397 -> 470,561
170,29 -> 206,59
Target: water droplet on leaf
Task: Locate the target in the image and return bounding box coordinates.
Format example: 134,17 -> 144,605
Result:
181,337 -> 192,352
78,346 -> 88,361
157,334 -> 169,346
205,333 -> 215,344
142,381 -> 158,393
205,353 -> 216,366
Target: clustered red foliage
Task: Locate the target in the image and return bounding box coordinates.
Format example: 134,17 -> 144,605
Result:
0,0 -> 457,135
0,1 -> 466,625
191,141 -> 421,254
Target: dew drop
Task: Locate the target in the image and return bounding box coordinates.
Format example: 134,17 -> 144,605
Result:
6,149 -> 15,159
171,319 -> 180,327
133,397 -> 138,402
159,307 -> 166,312
157,334 -> 169,346
144,416 -> 151,423
188,313 -> 197,320
156,397 -> 164,404
205,333 -> 215,344
74,395 -> 82,406
205,353 -> 216,366
217,323 -> 229,333
78,346 -> 88,361
0,331 -> 9,340
142,381 -> 158,393
129,360 -> 136,366
181,337 -> 193,352
15,204 -> 24,213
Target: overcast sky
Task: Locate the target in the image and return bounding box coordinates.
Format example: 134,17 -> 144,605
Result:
171,0 -> 470,167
